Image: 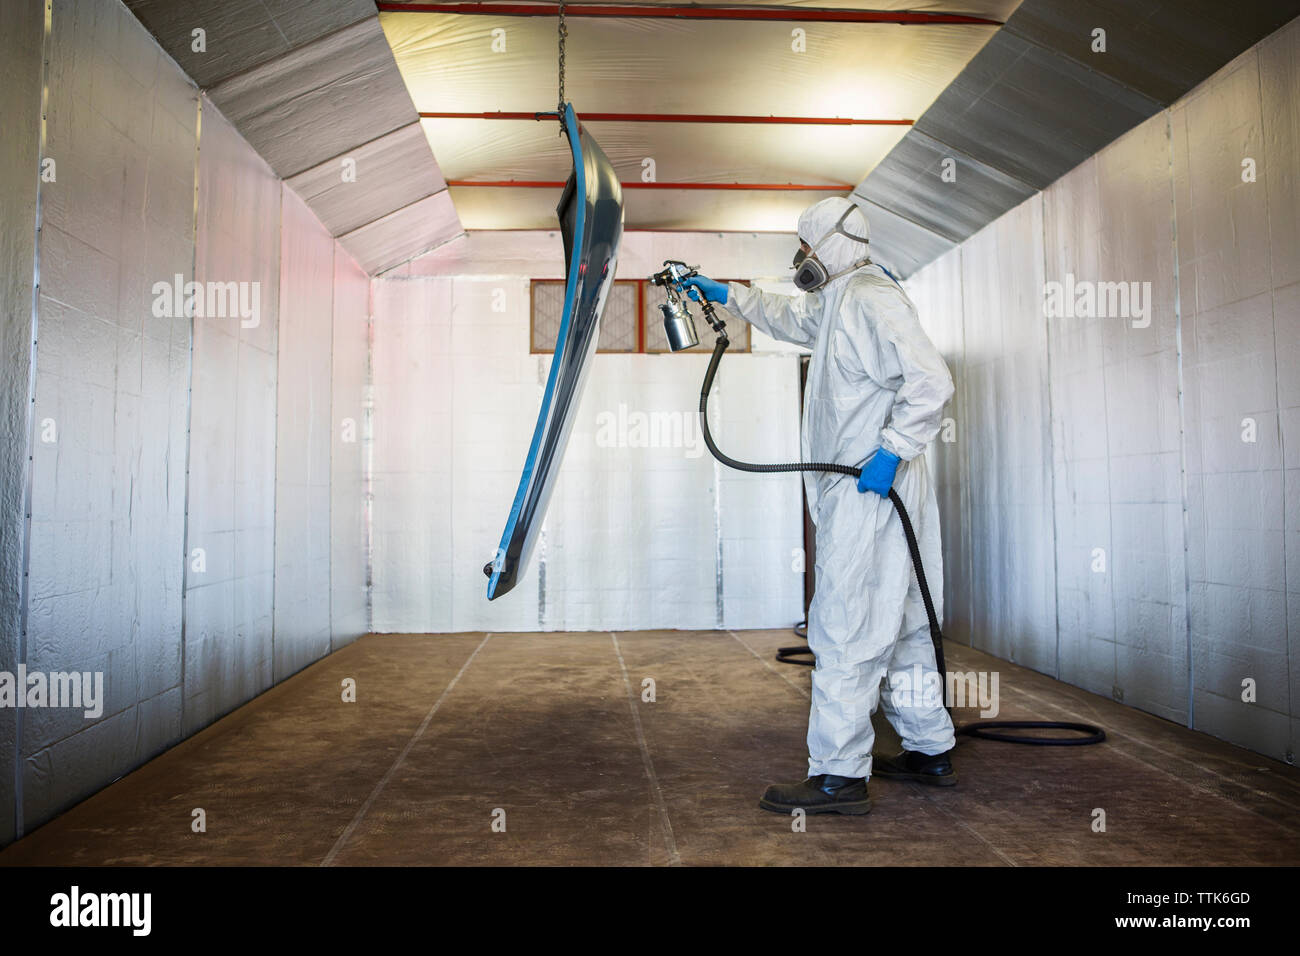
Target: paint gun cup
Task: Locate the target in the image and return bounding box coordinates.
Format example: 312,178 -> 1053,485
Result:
659,299 -> 699,351
650,260 -> 727,351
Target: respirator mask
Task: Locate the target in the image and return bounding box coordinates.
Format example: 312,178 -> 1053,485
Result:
792,203 -> 871,292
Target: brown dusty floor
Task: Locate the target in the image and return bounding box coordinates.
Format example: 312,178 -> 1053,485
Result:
2,630 -> 1298,866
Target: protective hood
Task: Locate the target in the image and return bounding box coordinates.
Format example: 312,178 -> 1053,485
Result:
797,197 -> 871,278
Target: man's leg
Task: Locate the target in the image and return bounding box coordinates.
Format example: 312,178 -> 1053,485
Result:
759,482 -> 912,814
804,482 -> 914,780
876,458 -> 956,781
879,621 -> 956,755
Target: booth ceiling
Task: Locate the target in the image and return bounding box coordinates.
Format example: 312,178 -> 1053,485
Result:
380,1 -> 1015,246
124,1 -> 1300,277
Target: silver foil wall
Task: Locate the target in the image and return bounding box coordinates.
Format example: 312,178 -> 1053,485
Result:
2,0 -> 370,843
0,0 -> 48,848
273,188 -> 335,679
23,0 -> 196,829
184,100 -> 282,735
907,18 -> 1300,761
330,249 -> 370,647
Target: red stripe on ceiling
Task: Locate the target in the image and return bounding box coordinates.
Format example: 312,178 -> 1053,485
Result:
447,180 -> 852,190
421,111 -> 913,125
378,4 -> 1003,25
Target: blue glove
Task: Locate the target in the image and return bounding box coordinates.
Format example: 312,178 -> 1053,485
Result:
857,449 -> 900,497
682,275 -> 728,305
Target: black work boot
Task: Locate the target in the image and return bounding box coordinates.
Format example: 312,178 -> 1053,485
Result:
759,774 -> 871,815
871,749 -> 957,786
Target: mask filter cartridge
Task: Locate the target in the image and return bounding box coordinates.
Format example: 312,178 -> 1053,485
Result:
792,203 -> 871,292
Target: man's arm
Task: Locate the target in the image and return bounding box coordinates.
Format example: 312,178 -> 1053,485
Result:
876,309 -> 955,462
838,288 -> 953,461
724,282 -> 820,349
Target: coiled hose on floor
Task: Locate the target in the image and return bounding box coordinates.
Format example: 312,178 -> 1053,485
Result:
700,334 -> 1104,746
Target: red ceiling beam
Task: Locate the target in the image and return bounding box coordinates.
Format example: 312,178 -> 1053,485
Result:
378,4 -> 1003,26
422,111 -> 912,125
447,180 -> 852,190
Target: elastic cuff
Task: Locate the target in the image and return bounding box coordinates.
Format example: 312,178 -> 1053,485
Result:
809,756 -> 873,779
878,431 -> 914,462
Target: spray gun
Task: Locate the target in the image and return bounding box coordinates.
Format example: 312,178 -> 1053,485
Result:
649,260 -> 728,351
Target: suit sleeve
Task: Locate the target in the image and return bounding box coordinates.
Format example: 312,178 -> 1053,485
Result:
725,281 -> 820,349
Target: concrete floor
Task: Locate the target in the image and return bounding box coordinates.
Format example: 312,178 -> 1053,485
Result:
2,630 -> 1298,866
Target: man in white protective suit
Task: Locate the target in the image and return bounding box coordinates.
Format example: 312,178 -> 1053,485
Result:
683,196 -> 957,815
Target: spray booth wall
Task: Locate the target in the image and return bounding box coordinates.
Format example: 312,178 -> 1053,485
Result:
1,0 -> 369,843
368,232 -> 807,634
906,18 -> 1300,762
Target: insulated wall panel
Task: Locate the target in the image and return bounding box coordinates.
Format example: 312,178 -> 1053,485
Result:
272,187 -> 334,678
851,197 -> 957,280
369,276 -> 456,633
856,130 -> 1037,242
913,31 -> 1161,190
905,248 -> 971,646
1009,0 -> 1300,106
714,353 -> 805,630
445,277 -> 546,632
0,0 -> 47,847
538,351 -> 722,630
1042,156 -> 1115,698
1043,113 -> 1187,721
337,190 -> 462,276
207,16 -> 416,179
330,246 -> 370,647
1259,18 -> 1300,755
1088,114 -> 1187,722
285,122 -> 446,237
1261,18 -> 1300,293
901,18 -> 1300,760
958,196 -> 1057,674
853,0 -> 1300,280
21,0 -> 197,829
1175,46 -> 1293,757
123,0 -> 374,89
184,100 -> 281,735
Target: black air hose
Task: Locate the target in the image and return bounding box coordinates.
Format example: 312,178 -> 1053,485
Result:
700,334 -> 1103,747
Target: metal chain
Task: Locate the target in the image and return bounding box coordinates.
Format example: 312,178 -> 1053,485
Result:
557,1 -> 567,113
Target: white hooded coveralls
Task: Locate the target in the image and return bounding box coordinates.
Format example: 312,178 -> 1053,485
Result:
726,197 -> 956,778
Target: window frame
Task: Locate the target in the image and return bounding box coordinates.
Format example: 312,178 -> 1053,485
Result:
529,278 -> 753,355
